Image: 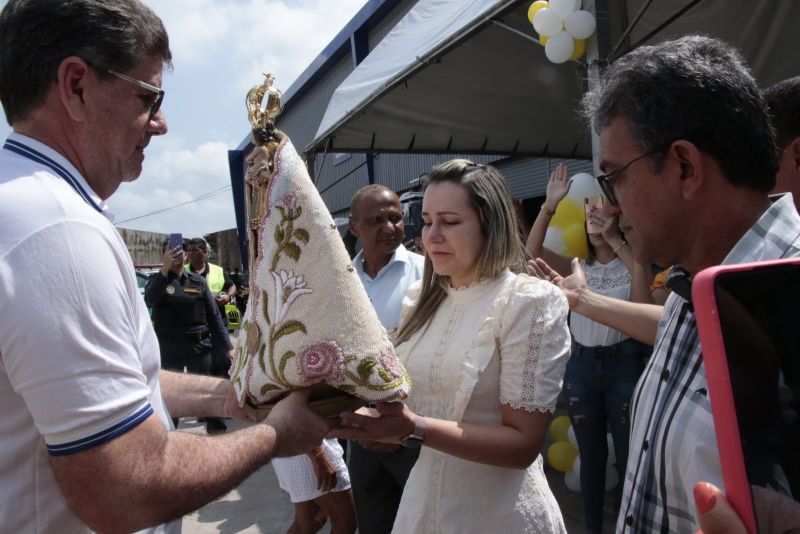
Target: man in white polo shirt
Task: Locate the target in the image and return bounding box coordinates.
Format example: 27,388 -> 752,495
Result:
347,184 -> 425,534
0,1 -> 328,533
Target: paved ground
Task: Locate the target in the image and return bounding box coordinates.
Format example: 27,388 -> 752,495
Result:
179,416 -> 618,534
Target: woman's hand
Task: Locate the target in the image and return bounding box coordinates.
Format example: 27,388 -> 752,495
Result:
327,402 -> 416,444
543,163 -> 571,211
308,445 -> 337,492
588,210 -> 622,244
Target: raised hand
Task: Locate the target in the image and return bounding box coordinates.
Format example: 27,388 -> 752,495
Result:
543,163 -> 571,210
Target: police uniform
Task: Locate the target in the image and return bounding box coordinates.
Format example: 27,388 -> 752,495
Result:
144,270 -> 232,385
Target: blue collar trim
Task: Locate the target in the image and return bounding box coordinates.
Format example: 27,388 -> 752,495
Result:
3,138 -> 103,214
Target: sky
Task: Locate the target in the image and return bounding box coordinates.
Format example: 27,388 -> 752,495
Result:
0,0 -> 368,236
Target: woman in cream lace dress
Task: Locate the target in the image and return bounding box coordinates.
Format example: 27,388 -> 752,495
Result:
331,160 -> 571,533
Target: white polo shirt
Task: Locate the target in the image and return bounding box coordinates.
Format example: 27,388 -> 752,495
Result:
0,133 -> 177,533
353,244 -> 425,331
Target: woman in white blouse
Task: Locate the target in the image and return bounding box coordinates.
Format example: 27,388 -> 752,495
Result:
526,163 -> 652,533
330,159 -> 571,533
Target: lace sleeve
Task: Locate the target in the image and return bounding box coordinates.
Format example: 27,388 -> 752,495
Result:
498,274 -> 571,413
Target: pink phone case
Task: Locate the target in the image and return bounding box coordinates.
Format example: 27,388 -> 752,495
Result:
693,258 -> 800,534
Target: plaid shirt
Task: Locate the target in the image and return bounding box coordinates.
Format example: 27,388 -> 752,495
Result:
617,195 -> 800,533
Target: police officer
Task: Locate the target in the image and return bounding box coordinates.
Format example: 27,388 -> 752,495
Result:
144,239 -> 233,433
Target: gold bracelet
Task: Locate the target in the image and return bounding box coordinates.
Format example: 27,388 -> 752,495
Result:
540,204 -> 556,216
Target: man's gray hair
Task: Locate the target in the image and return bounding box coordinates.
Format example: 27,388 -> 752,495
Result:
581,34 -> 777,193
0,0 -> 171,124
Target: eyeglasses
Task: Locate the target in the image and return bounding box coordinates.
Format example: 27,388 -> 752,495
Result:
596,148 -> 663,206
105,69 -> 165,120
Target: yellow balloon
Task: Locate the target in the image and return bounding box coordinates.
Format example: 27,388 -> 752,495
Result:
549,415 -> 571,442
550,198 -> 583,229
540,34 -> 549,46
527,0 -> 549,25
547,441 -> 579,472
569,38 -> 586,60
563,222 -> 589,259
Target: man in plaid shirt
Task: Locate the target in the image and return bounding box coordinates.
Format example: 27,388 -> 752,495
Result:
580,35 -> 800,532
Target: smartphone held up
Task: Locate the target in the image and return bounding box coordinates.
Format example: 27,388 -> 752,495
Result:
167,232 -> 184,261
693,258 -> 800,533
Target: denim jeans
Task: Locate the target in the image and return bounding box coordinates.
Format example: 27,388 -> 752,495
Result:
564,338 -> 648,533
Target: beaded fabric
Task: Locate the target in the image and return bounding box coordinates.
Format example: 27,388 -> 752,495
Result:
230,138 -> 411,405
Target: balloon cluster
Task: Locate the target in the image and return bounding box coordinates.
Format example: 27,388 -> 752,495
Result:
542,172 -> 602,259
545,416 -> 619,492
527,0 -> 597,64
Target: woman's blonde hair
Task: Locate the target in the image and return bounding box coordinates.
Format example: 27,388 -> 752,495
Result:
394,159 -> 526,344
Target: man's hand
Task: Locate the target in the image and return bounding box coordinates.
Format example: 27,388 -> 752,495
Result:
160,246 -> 184,277
328,401 -> 415,444
219,380 -> 249,421
527,257 -> 586,309
265,390 -> 331,457
308,445 -> 337,491
215,293 -> 231,306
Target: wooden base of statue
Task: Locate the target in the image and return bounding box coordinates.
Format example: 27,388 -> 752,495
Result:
245,384 -> 365,421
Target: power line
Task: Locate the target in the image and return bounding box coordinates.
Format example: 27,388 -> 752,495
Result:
114,185 -> 232,225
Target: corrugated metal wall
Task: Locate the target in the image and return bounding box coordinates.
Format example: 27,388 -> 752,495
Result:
493,156 -> 594,199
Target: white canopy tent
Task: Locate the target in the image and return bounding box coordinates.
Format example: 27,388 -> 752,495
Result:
308,0 -> 800,158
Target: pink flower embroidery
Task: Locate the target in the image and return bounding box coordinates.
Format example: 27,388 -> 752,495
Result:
297,340 -> 345,382
279,192 -> 298,215
379,346 -> 403,378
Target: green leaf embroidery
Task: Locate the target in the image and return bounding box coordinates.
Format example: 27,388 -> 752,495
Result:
377,369 -> 393,383
279,350 -> 296,375
284,242 -> 301,261
257,343 -> 267,373
357,358 -> 377,380
273,320 -> 307,341
276,205 -> 286,218
275,225 -> 285,243
293,228 -> 310,243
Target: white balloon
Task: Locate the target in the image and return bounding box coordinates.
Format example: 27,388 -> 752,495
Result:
550,0 -> 577,19
572,455 -> 581,475
565,10 -> 596,39
566,172 -> 602,204
533,8 -> 563,37
605,464 -> 619,491
564,468 -> 581,492
544,31 -> 574,64
567,425 -> 578,449
574,0 -> 582,10
606,433 -> 616,466
543,226 -> 567,254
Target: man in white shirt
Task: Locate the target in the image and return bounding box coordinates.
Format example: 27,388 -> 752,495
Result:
347,184 -> 424,534
0,1 -> 328,533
